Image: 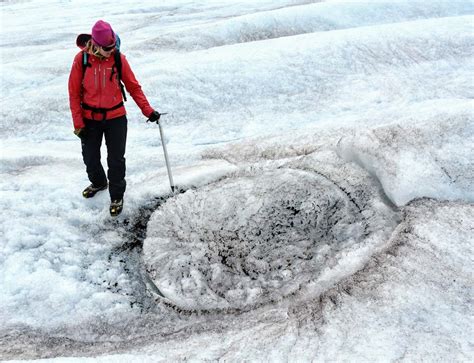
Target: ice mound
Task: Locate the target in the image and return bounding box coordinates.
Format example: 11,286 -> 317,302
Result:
337,114 -> 474,206
143,166 -> 397,310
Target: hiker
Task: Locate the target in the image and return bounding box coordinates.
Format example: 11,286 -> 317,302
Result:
68,20 -> 160,217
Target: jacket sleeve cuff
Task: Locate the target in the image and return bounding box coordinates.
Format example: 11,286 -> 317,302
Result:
73,118 -> 85,129
143,107 -> 155,118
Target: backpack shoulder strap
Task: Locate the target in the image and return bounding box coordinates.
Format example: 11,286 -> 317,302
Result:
81,51 -> 91,80
114,51 -> 127,102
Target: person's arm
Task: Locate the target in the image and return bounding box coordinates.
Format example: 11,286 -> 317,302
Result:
68,53 -> 85,129
120,53 -> 155,118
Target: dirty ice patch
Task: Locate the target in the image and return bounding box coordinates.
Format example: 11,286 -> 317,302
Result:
314,199 -> 474,362
144,164 -> 399,310
337,113 -> 474,206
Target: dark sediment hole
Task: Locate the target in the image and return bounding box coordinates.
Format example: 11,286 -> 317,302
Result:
142,168 -> 396,310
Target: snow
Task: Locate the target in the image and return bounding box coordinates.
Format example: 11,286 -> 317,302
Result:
1,0 -> 473,361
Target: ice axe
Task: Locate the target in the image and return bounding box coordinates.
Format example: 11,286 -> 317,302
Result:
147,113 -> 176,193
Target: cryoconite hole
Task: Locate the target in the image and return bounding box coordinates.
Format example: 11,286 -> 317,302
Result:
143,169 -> 374,310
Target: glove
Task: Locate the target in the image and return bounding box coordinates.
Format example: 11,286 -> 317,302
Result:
74,128 -> 87,141
148,110 -> 161,123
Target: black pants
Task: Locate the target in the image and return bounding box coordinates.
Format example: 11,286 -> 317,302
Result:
82,115 -> 127,200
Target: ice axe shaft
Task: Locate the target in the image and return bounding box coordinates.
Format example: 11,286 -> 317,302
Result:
158,121 -> 175,193
148,113 -> 175,193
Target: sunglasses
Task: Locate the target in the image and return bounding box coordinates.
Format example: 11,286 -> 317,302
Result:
101,43 -> 115,52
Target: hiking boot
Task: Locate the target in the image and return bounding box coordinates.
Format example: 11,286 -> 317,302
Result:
110,199 -> 123,217
82,183 -> 107,198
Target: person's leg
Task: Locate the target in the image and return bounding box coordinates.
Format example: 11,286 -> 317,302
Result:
104,115 -> 127,201
82,119 -> 107,187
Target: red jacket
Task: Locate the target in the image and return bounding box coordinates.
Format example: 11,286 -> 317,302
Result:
68,51 -> 154,129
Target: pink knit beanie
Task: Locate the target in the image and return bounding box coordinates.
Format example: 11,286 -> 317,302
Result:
91,20 -> 115,47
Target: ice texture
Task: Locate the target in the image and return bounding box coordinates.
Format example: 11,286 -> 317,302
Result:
1,0 -> 473,360
338,114 -> 474,206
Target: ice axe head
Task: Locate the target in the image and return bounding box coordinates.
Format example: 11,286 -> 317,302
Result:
147,112 -> 168,124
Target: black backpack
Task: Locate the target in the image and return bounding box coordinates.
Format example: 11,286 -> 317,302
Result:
76,33 -> 127,102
